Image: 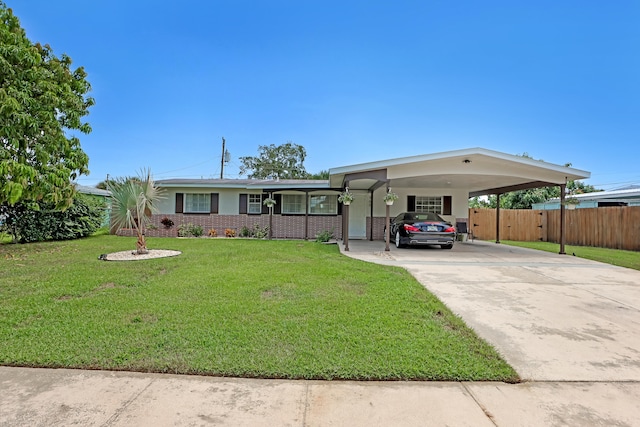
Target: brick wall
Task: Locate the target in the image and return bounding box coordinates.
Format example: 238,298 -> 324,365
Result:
367,216 -> 387,240
117,214 -> 343,240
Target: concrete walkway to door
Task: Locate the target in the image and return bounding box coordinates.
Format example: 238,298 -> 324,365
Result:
339,239 -> 640,382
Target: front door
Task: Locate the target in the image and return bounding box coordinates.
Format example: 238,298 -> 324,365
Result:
348,192 -> 368,239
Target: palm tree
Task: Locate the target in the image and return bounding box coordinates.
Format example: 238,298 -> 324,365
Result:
109,169 -> 163,254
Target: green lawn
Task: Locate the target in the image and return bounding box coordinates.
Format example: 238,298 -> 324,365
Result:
0,236 -> 518,382
500,240 -> 640,271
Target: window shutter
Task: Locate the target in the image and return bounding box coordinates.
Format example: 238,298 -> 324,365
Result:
443,196 -> 452,215
274,194 -> 282,214
210,193 -> 219,214
239,194 -> 247,214
261,193 -> 269,215
337,199 -> 343,215
407,195 -> 416,211
175,193 -> 184,213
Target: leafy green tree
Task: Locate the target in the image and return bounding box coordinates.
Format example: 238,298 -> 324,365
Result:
95,176 -> 140,190
309,170 -> 330,180
0,2 -> 93,209
239,142 -> 310,179
469,196 -> 495,208
109,170 -> 163,254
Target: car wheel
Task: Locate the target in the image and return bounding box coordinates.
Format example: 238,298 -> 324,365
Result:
441,244 -> 453,250
395,231 -> 405,248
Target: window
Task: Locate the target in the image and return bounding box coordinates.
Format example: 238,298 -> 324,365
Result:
248,194 -> 262,214
282,194 -> 305,214
415,196 -> 442,214
185,193 -> 210,213
309,195 -> 337,215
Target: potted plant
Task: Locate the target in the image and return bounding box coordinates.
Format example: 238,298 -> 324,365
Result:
564,197 -> 579,210
263,197 -> 276,208
338,188 -> 354,205
383,189 -> 398,205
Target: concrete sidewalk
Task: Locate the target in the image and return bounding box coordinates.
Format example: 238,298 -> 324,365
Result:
3,366 -> 640,426
3,240 -> 640,426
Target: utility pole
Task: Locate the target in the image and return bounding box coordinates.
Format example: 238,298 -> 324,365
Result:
220,137 -> 231,179
220,137 -> 225,179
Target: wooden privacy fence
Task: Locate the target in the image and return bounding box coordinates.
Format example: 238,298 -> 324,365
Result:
468,207 -> 640,251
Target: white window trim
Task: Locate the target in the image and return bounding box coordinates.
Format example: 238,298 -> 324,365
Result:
185,193 -> 210,213
415,196 -> 443,214
248,194 -> 262,214
309,194 -> 338,215
281,194 -> 305,214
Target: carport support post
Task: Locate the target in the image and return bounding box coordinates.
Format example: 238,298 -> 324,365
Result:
343,204 -> 349,252
495,193 -> 501,244
559,183 -> 566,254
385,203 -> 390,251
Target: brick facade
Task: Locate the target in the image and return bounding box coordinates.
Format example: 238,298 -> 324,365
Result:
366,216 -> 388,240
117,214 -> 344,240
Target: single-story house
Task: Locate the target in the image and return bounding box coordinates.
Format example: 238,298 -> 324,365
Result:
76,184 -> 112,227
532,186 -> 640,210
146,148 -> 590,249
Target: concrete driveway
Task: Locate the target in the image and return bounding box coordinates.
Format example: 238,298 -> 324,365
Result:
341,240 -> 640,382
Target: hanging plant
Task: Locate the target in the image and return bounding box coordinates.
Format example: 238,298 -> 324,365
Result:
338,187 -> 354,205
263,197 -> 276,208
383,189 -> 398,205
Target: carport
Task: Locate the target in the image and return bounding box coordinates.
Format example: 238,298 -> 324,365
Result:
328,148 -> 590,254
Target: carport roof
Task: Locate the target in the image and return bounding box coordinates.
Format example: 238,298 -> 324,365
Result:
329,147 -> 590,196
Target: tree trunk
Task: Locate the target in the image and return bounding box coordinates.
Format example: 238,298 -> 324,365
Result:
136,233 -> 148,254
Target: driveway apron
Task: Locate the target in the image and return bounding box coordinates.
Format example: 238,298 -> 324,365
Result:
340,240 -> 640,382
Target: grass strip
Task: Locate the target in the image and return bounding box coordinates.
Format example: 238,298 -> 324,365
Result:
500,240 -> 640,271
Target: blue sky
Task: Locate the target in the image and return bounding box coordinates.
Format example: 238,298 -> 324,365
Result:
10,1 -> 640,189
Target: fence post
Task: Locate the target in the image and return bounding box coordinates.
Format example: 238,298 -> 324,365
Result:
559,184 -> 566,254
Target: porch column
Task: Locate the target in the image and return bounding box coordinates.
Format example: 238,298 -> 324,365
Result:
268,192 -> 273,240
343,204 -> 349,251
385,202 -> 391,251
559,183 -> 566,254
304,190 -> 309,240
495,193 -> 501,244
369,189 -> 374,241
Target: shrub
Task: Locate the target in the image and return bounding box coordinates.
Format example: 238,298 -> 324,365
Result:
177,223 -> 204,237
239,226 -> 251,237
225,228 -> 236,237
0,193 -> 105,243
252,224 -> 269,239
315,229 -> 335,243
208,229 -> 217,237
239,224 -> 269,238
160,217 -> 174,229
190,225 -> 203,237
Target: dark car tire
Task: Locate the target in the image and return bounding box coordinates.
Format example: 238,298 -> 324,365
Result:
441,244 -> 453,250
395,231 -> 405,248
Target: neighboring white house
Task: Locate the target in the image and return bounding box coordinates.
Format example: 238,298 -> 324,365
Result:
532,186 -> 640,210
76,184 -> 112,227
144,147 -> 590,240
